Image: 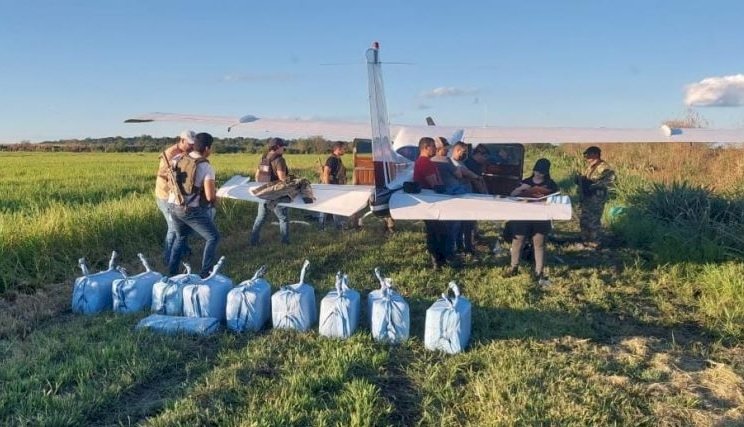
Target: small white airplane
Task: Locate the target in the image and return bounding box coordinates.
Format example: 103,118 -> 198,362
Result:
126,42 -> 743,222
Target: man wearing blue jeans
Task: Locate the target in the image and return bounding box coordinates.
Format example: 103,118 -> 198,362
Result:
168,133 -> 220,277
250,137 -> 290,245
155,130 -> 194,264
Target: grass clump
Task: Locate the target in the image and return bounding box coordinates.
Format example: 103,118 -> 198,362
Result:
612,181 -> 744,262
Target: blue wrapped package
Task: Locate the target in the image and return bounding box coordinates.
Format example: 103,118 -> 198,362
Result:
112,253 -> 163,314
226,265 -> 271,333
136,314 -> 221,336
272,260 -> 316,332
368,268 -> 410,344
151,263 -> 201,316
319,273 -> 360,339
72,251 -> 125,315
183,256 -> 234,320
424,282 -> 472,354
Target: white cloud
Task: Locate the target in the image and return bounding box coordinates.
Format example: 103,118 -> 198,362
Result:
684,74 -> 744,107
420,87 -> 479,98
417,103 -> 432,110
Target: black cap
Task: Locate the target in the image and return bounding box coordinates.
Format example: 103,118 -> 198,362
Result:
533,158 -> 551,175
583,146 -> 601,156
267,137 -> 287,149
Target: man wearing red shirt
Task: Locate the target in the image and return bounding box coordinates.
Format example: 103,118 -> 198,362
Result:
413,137 -> 453,269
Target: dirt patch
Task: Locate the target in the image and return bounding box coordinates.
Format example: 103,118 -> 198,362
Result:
0,282 -> 71,339
597,336 -> 744,425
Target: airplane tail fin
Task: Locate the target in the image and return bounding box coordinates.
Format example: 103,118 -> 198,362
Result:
366,42 -> 413,192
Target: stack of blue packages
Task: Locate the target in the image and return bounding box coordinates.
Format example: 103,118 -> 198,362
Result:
319,272 -> 360,339
183,256 -> 233,321
112,253 -> 163,314
151,263 -> 201,316
226,265 -> 272,333
272,260 -> 316,332
72,251 -> 125,315
368,268 -> 410,344
136,314 -> 221,336
424,281 -> 472,354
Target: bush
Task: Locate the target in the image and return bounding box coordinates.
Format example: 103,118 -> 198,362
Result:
612,181 -> 744,262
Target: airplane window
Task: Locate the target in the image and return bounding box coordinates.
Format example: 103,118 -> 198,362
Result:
397,146 -> 419,162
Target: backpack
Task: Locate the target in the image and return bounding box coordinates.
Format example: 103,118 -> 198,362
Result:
174,155 -> 208,206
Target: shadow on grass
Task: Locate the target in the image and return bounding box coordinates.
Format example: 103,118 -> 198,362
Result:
469,300 -> 717,353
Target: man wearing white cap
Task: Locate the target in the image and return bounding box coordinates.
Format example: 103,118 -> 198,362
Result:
155,130 -> 195,264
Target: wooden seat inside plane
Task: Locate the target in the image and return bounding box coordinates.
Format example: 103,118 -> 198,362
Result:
352,138 -> 374,185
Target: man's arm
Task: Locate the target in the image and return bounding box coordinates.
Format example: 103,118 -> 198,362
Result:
204,178 -> 217,204
425,173 -> 442,188
321,165 -> 332,184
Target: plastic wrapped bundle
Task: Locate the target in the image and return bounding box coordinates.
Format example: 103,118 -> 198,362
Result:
183,256 -> 234,320
151,263 -> 201,316
112,253 -> 163,314
226,265 -> 271,333
368,268 -> 410,344
136,314 -> 221,336
424,282 -> 472,354
72,251 -> 124,315
319,272 -> 360,339
272,260 -> 316,332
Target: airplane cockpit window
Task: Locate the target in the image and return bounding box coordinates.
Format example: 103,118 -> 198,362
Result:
397,146 -> 419,162
473,143 -> 525,196
476,144 -> 521,166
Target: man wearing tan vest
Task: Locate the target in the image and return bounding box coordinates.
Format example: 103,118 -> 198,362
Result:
156,130 -> 194,264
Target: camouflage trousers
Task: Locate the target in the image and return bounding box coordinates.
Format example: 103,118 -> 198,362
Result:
580,197 -> 606,243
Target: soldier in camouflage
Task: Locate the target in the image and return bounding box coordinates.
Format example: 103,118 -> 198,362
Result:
576,146 -> 615,248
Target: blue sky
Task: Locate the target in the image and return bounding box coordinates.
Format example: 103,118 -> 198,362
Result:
2,0 -> 744,142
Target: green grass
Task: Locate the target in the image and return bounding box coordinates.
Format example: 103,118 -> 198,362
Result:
1,151 -> 743,426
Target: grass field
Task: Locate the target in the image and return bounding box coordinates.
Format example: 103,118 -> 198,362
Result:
1,148 -> 743,426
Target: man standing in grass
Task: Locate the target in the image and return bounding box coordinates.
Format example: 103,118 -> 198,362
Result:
319,141 -> 347,230
414,137 -> 450,269
168,133 -> 220,277
155,130 -> 194,265
250,137 -> 290,245
576,146 -> 616,248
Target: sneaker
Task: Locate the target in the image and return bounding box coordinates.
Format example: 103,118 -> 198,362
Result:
537,273 -> 551,287
503,266 -> 518,278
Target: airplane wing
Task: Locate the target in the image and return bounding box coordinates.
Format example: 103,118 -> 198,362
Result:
389,191 -> 572,221
386,124 -> 743,145
125,113 -> 742,145
459,125 -> 743,144
217,175 -> 373,217
126,112 -> 379,141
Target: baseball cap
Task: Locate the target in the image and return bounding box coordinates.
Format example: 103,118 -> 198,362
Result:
267,137 -> 288,149
583,146 -> 601,156
179,130 -> 196,145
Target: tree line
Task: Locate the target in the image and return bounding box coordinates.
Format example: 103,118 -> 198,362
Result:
0,135 -> 345,154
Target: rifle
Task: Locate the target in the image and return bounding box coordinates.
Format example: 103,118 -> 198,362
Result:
161,151 -> 185,206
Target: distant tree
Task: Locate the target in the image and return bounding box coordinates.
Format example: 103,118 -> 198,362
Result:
663,109 -> 709,129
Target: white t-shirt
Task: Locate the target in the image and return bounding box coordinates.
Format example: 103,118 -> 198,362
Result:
168,152 -> 216,207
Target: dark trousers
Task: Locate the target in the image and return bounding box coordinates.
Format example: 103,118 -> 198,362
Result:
459,220 -> 476,252
424,220 -> 452,266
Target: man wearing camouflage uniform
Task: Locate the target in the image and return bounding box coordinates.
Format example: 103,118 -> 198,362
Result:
576,146 -> 615,248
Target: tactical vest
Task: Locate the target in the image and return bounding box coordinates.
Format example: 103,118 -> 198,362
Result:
256,154 -> 284,183
174,155 -> 209,206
